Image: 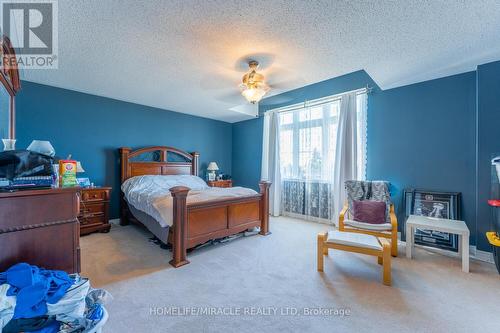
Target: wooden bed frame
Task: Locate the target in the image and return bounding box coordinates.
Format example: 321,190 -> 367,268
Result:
119,146 -> 271,268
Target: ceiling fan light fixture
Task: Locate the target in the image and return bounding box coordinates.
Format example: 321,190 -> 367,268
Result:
239,60 -> 270,104
241,85 -> 267,104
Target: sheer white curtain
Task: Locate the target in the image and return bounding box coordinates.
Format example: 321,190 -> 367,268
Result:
332,92 -> 358,222
261,111 -> 281,216
357,93 -> 368,180
263,90 -> 368,223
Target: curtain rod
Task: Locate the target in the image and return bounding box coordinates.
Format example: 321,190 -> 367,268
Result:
264,85 -> 373,114
334,84 -> 373,97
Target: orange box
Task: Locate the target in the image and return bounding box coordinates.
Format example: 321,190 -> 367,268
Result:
59,160 -> 77,187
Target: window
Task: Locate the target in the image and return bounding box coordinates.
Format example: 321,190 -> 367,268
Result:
278,94 -> 366,182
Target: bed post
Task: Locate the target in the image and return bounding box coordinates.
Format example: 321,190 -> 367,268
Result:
191,152 -> 199,176
119,147 -> 131,226
169,186 -> 190,268
259,181 -> 271,236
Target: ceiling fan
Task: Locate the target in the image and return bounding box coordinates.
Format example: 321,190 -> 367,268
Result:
202,53 -> 304,110
239,60 -> 269,104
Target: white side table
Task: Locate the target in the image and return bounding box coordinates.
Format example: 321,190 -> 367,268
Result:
405,215 -> 470,273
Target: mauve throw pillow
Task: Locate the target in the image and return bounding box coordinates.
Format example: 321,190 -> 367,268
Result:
352,200 -> 387,224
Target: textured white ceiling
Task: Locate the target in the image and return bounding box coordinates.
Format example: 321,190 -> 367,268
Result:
20,0 -> 500,123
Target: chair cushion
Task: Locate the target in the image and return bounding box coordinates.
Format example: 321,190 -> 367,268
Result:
344,219 -> 393,231
345,180 -> 392,223
326,230 -> 382,250
352,200 -> 386,224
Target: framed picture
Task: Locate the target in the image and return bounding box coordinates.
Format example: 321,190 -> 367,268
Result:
404,189 -> 461,252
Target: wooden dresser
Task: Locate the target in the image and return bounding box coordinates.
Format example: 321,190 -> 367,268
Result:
0,188 -> 81,273
79,187 -> 111,235
207,180 -> 232,188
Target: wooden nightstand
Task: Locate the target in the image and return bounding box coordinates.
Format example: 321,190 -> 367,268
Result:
207,180 -> 232,188
79,187 -> 111,235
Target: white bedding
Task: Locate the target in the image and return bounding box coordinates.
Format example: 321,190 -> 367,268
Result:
121,175 -> 259,227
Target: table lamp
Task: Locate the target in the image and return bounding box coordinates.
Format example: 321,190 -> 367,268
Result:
27,140 -> 55,157
2,138 -> 16,151
76,161 -> 85,173
207,162 -> 219,181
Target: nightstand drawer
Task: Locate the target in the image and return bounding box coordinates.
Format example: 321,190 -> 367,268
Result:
79,187 -> 112,235
208,180 -> 232,188
82,190 -> 107,202
80,202 -> 105,215
79,215 -> 105,226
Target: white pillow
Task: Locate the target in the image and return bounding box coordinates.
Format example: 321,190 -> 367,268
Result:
122,174 -> 208,195
169,175 -> 209,190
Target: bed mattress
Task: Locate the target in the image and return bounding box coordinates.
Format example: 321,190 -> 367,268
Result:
122,175 -> 259,228
127,202 -> 170,244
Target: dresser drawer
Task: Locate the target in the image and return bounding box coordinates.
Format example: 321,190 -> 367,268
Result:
0,188 -> 80,273
82,190 -> 107,202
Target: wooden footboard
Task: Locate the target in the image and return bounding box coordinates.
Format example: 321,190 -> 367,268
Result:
169,181 -> 271,268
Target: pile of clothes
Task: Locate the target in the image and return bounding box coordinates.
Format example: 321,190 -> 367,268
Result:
0,263 -> 111,333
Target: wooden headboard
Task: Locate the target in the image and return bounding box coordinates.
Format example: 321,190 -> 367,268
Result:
119,146 -> 199,183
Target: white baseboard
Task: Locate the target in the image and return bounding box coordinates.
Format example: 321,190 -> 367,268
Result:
282,212 -> 333,225
470,247 -> 495,264
398,238 -> 494,264
109,218 -> 121,225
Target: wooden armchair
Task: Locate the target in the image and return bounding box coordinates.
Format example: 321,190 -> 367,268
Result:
339,203 -> 398,257
338,181 -> 398,257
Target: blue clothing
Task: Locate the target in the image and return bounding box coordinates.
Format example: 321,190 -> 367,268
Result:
30,320 -> 60,333
0,263 -> 74,319
87,303 -> 104,321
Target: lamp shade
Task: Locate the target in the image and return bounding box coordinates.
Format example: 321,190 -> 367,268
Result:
241,86 -> 267,104
76,161 -> 85,173
207,162 -> 219,171
27,140 -> 55,157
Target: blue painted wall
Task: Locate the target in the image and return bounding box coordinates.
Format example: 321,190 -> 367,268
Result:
369,72 -> 477,244
476,60 -> 500,250
16,81 -> 232,218
232,118 -> 264,191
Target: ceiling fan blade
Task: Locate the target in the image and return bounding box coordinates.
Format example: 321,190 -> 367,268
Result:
261,95 -> 295,106
269,80 -> 301,90
268,77 -> 306,91
216,90 -> 244,104
200,76 -> 238,90
229,103 -> 258,117
265,66 -> 293,80
265,67 -> 306,91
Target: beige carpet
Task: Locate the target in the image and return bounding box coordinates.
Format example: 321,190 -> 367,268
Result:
80,217 -> 500,333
